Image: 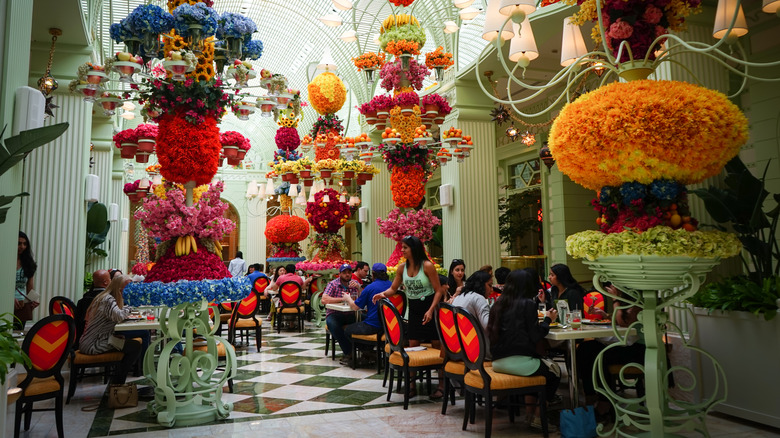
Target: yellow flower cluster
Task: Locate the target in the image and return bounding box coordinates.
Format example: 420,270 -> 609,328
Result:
277,114 -> 299,128
279,194 -> 292,212
389,106 -> 422,143
548,80 -> 749,191
313,159 -> 340,171
152,182 -> 208,204
308,72 -> 346,115
162,31 -> 215,82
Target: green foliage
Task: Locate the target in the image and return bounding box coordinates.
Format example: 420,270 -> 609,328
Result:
691,157 -> 780,282
498,187 -> 541,254
0,313 -> 31,384
83,271 -> 94,293
86,202 -> 110,261
690,276 -> 780,321
0,123 -> 69,223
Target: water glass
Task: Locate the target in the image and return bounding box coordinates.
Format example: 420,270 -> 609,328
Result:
570,310 -> 582,330
538,303 -> 546,314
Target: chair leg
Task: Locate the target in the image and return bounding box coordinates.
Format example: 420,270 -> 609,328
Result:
441,376 -> 450,415
462,392 -> 470,431
331,335 -> 336,360
387,368 -> 395,401
55,393 -> 65,438
255,324 -> 261,352
325,331 -> 330,357
375,340 -> 382,374
382,356 -> 389,387
67,364 -> 78,404
24,400 -> 33,430
539,390 -> 549,438
228,378 -> 234,393
14,400 -> 23,438
485,392 -> 493,438
351,340 -> 357,370
403,367 -> 411,410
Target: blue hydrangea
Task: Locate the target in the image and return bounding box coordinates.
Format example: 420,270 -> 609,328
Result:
619,182 -> 646,205
267,257 -> 306,263
127,4 -> 173,34
216,12 -> 257,40
649,179 -> 681,201
242,40 -> 263,60
109,21 -> 134,44
599,186 -> 614,204
123,277 -> 250,308
172,3 -> 218,38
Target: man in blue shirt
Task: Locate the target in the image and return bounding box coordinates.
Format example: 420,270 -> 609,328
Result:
343,263 -> 392,365
246,263 -> 267,285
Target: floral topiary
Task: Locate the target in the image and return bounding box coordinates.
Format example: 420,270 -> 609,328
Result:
265,214 -> 310,243
274,127 -> 300,151
307,72 -> 346,115
305,188 -> 351,234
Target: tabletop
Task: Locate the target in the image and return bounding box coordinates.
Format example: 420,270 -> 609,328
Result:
115,319 -> 160,331
545,323 -> 633,340
325,303 -> 353,313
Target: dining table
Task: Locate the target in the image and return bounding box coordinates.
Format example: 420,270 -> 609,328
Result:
545,322 -> 634,408
115,318 -> 161,331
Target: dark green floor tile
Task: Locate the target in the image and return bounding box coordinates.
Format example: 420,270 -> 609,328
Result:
233,396 -> 300,414
115,407 -> 158,424
261,347 -> 311,355
231,381 -> 283,395
282,364 -> 339,374
268,354 -> 323,364
310,389 -> 386,405
295,375 -> 358,388
264,341 -> 298,347
232,369 -> 268,380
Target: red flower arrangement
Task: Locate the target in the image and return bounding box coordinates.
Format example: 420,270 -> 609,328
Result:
156,109 -> 221,185
421,93 -> 452,115
265,214 -> 310,243
391,166 -> 426,209
135,123 -> 158,139
113,128 -> 139,148
394,91 -> 420,107
275,127 -> 300,151
305,188 -> 351,233
389,0 -> 414,6
220,130 -> 251,150
145,241 -> 231,282
357,101 -> 376,116
314,133 -> 341,161
370,94 -> 395,112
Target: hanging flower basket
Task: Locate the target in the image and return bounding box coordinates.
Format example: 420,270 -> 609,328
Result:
135,151 -> 151,163
343,170 -> 356,179
86,70 -> 108,86
377,110 -> 389,119
357,172 -> 372,182
137,139 -> 155,153
120,143 -> 138,159
303,178 -> 313,187
77,85 -> 99,102
425,104 -> 439,116
222,145 -> 239,159
227,156 -> 241,166
300,167 -> 312,178
319,168 -> 333,179
162,60 -> 192,81
237,149 -> 247,160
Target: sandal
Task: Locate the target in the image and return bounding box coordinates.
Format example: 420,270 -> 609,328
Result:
407,386 -> 418,399
429,388 -> 445,400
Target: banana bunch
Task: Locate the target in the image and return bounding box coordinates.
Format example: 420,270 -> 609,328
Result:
381,14 -> 420,33
174,235 -> 199,257
213,239 -> 223,259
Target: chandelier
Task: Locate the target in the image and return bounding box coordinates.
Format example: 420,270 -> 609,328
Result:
476,0 -> 780,117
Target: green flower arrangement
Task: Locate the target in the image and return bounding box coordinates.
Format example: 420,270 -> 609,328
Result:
338,159 -> 363,173
566,226 -> 742,261
379,24 -> 426,52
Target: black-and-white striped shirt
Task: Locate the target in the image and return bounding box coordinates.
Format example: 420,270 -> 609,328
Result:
79,294 -> 129,354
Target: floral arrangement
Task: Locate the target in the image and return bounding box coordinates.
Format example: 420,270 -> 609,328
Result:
421,93 -> 452,115
379,23 -> 426,53
565,0 -> 701,62
110,20 -> 134,44
384,40 -> 420,57
358,101 -> 376,116
152,182 -> 208,204
338,159 -> 363,173
136,76 -> 230,124
242,39 -> 263,59
131,262 -> 148,276
548,80 -> 748,191
274,149 -> 302,163
155,108 -> 221,185
296,259 -> 354,272
380,58 -> 429,91
135,181 -> 235,242
265,214 -> 310,243
124,180 -> 141,194
113,128 -> 139,148
306,232 -> 350,262
125,276 -> 249,306
167,0 -> 214,10
308,72 -> 347,115
390,166 -> 427,209
425,46 -> 454,69
127,4 -> 173,35
220,130 -> 250,149
353,52 -> 386,71
313,158 -> 340,172
310,113 -> 344,138
135,123 -> 158,139
305,188 -> 351,233
566,227 -> 741,261
275,127 -> 300,151
377,208 -> 441,242
394,91 -> 420,107
382,143 -> 432,173
370,94 -> 395,113
171,3 -> 219,38
388,106 -> 421,143
216,11 -> 257,40
146,163 -> 162,174
389,0 -> 415,6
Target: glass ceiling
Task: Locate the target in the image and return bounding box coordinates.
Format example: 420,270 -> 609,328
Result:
92,0 -> 491,172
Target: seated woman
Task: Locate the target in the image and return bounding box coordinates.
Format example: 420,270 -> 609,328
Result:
549,263 -> 585,311
451,270 -> 492,335
487,269 -> 560,430
80,274 -> 142,384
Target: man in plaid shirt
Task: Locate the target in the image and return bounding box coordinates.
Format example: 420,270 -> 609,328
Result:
321,264 -> 362,364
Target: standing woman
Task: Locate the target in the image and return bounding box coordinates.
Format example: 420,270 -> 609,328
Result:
80,275 -> 141,384
446,259 -> 466,301
14,232 -> 39,330
549,263 -> 585,311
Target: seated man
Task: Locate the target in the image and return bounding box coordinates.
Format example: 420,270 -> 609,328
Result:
246,263 -> 268,285
321,264 -> 362,365
75,269 -> 111,345
343,263 -> 392,364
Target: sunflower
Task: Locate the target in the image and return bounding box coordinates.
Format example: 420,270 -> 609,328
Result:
197,56 -> 208,65
203,63 -> 215,78
196,72 -> 209,82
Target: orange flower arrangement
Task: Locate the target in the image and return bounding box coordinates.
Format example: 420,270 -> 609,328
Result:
156,109 -> 221,185
353,52 -> 386,71
391,166 -> 426,209
425,46 -> 454,69
307,72 -> 347,115
265,214 -> 310,243
389,106 -> 421,143
548,80 -> 749,191
385,40 -> 420,57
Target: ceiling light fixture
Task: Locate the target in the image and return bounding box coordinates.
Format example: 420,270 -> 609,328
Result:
38,28 -> 61,96
460,7 -> 481,21
454,0 -> 476,8
443,20 -> 460,34
332,0 -> 353,11
318,12 -> 343,27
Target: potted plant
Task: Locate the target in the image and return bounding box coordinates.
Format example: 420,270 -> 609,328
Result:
1,313 -> 31,397
686,156 -> 780,428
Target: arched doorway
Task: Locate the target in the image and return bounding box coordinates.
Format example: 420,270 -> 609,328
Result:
220,201 -> 240,265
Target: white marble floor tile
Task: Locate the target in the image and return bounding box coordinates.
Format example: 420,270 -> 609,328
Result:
246,371 -> 315,385
258,384 -> 333,401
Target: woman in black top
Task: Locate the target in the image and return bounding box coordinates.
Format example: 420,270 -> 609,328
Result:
549,263 -> 585,311
487,269 -> 560,429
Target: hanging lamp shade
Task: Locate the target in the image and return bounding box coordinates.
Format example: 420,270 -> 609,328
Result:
265,178 -> 275,195
332,0 -> 353,11
499,0 -> 536,24
319,12 -> 343,27
443,20 -> 460,34
340,30 -> 358,42
509,19 -> 538,64
560,18 -> 587,67
288,184 -> 299,197
122,101 -> 135,111
296,193 -> 306,205
317,47 -> 338,71
482,0 -> 515,42
258,180 -> 267,198
763,0 -> 780,15
460,7 -> 481,20
713,0 -> 748,40
247,180 -> 259,198
453,0 -> 475,8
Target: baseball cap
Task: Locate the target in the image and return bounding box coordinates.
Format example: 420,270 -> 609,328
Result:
339,263 -> 353,273
372,263 -> 387,272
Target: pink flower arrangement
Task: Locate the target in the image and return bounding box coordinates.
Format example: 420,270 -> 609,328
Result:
421,93 -> 452,115
357,101 -> 375,115
134,123 -> 158,139
296,260 -> 355,272
394,91 -> 420,107
134,181 -> 236,241
274,126 -> 300,151
131,262 -> 148,276
113,128 -> 139,148
376,208 -> 441,243
220,130 -> 251,150
379,58 -> 430,92
370,94 -> 395,112
123,180 -> 140,194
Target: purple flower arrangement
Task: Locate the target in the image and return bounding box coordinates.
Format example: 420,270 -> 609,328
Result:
172,3 -> 218,38
127,4 -> 173,35
216,11 -> 257,40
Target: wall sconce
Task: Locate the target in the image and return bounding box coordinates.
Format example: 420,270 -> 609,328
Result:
358,206 -> 368,223
121,218 -> 129,232
440,183 -> 454,207
246,179 -> 259,198
85,174 -> 100,202
108,203 -> 119,222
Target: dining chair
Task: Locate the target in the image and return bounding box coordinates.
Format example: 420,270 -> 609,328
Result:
276,281 -> 305,333
48,296 -> 76,319
15,314 -> 76,438
435,302 -> 468,415
66,350 -> 124,404
379,298 -> 443,410
583,291 -> 606,320
228,290 -> 263,351
454,307 -> 550,438
350,331 -> 383,373
253,276 -> 271,314
381,291 -> 407,387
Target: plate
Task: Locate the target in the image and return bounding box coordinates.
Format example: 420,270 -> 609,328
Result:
548,322 -> 561,328
583,319 -> 612,325
124,316 -> 143,321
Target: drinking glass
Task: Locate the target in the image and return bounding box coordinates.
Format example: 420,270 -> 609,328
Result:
570,310 -> 582,330
538,303 -> 546,313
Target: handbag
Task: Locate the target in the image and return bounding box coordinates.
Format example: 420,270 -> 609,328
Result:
107,383 -> 138,409
560,405 -> 597,438
14,301 -> 33,322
